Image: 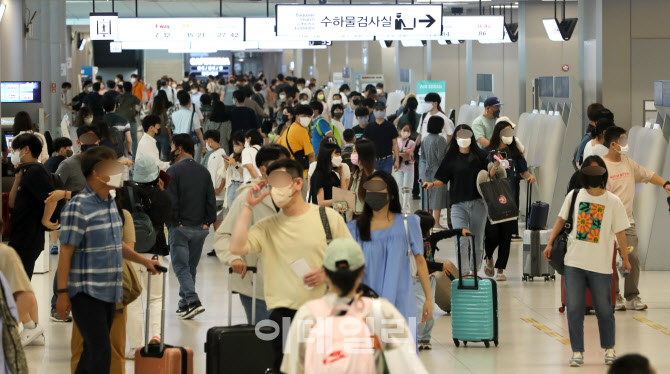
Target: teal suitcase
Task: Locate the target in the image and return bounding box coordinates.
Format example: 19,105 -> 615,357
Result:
451,235 -> 499,348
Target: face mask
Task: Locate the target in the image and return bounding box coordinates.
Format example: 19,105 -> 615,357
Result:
300,100 -> 309,105
502,136 -> 514,145
101,172 -> 123,188
376,89 -> 382,95
280,94 -> 286,100
615,143 -> 629,155
66,150 -> 73,157
244,141 -> 250,148
80,144 -> 96,152
270,184 -> 294,208
317,94 -> 325,101
206,143 -> 213,152
352,99 -> 361,106
333,112 -> 343,119
299,117 -> 311,128
374,111 -> 385,119
131,78 -> 137,83
87,87 -> 93,92
169,150 -> 179,163
493,110 -> 501,118
457,138 -> 472,149
351,153 -> 359,166
10,150 -> 21,166
365,191 -> 389,211
584,174 -> 605,189
332,156 -> 342,168
191,89 -> 197,94
424,102 -> 434,112
357,117 -> 368,125
298,85 -> 304,90
172,83 -> 177,88
401,131 -> 411,139
333,100 -> 341,105
84,117 -> 93,125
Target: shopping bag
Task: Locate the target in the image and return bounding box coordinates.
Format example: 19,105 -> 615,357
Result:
479,178 -> 519,224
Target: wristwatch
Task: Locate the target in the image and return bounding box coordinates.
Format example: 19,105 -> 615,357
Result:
664,181 -> 670,188
56,288 -> 68,294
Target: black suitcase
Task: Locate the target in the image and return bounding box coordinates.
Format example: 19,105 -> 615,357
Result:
526,183 -> 549,230
205,267 -> 274,374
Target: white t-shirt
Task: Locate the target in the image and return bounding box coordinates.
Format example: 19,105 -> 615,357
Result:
207,148 -> 227,201
559,189 -> 630,274
418,111 -> 455,156
241,145 -> 261,182
171,106 -> 203,135
308,161 -> 350,181
583,140 -> 609,159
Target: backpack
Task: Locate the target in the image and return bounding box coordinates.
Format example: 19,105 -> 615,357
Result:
125,186 -> 157,253
303,297 -> 376,374
117,94 -> 138,121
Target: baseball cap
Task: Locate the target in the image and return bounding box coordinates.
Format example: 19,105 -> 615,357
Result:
484,97 -> 503,107
373,101 -> 386,110
133,157 -> 160,183
323,239 -> 366,272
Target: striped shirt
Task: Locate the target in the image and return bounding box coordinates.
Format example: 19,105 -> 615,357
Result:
59,185 -> 124,304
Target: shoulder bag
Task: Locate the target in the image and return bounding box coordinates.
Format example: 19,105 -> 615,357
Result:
549,188 -> 581,275
188,105 -> 200,145
319,206 -> 333,244
284,124 -> 310,170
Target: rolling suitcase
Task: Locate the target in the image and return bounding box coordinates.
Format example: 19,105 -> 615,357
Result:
522,229 -> 555,281
526,183 -> 549,230
559,247 -> 617,313
205,267 -> 274,374
451,234 -> 499,348
135,265 -> 194,374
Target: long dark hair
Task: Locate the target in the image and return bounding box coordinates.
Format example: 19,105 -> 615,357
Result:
444,124 -> 487,165
580,155 -> 609,189
404,97 -> 418,133
315,142 -> 341,177
489,121 -> 523,160
151,91 -> 169,117
231,130 -> 245,162
355,171 -> 402,241
352,139 -> 376,203
210,101 -> 228,123
13,111 -> 35,135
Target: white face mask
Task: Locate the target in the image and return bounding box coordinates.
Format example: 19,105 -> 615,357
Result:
615,143 -> 629,155
172,83 -> 177,88
102,173 -> 123,188
300,100 -> 309,105
299,117 -> 311,128
357,117 -> 368,125
244,141 -> 250,148
374,111 -> 385,119
332,100 -> 341,105
87,87 -> 93,92
131,78 -> 137,83
502,136 -> 514,145
376,89 -> 382,95
10,150 -> 21,166
206,143 -> 213,152
191,89 -> 197,94
423,102 -> 434,112
270,184 -> 294,208
457,138 -> 472,149
84,117 -> 93,125
332,156 -> 342,168
280,94 -> 286,100
401,131 -> 411,139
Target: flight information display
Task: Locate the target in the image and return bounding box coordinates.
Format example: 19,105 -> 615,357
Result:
1,81 -> 42,103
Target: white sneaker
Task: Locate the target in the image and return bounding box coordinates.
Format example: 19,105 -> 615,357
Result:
605,349 -> 616,365
125,348 -> 137,360
625,296 -> 648,310
27,334 -> 45,346
20,324 -> 45,346
615,295 -> 626,311
569,352 -> 584,367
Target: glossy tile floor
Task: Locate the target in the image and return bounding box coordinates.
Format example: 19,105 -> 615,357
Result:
22,226 -> 670,374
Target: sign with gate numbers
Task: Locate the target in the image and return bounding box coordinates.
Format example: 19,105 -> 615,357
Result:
89,12 -> 118,40
441,16 -> 504,40
114,18 -> 244,44
275,4 -> 442,41
416,81 -> 446,114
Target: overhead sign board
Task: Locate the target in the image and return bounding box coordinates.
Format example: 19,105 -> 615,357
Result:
114,18 -> 244,44
246,18 -> 330,49
89,12 -> 118,40
441,16 -> 504,40
275,4 -> 442,41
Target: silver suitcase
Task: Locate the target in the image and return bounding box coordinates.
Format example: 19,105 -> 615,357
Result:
522,229 -> 555,281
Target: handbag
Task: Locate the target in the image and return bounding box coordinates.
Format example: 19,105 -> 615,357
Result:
479,178 -> 519,224
403,214 -> 418,277
117,260 -> 143,311
550,188 -> 581,275
188,106 -> 200,145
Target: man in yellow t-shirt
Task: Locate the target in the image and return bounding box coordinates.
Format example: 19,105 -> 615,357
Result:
230,158 -> 352,372
277,104 -> 315,178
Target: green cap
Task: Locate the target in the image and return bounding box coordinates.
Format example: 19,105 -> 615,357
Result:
323,238 -> 366,272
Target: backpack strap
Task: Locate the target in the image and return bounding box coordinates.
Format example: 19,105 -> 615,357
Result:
564,188 -> 580,234
319,206 -> 332,244
284,124 -> 297,158
315,118 -> 331,137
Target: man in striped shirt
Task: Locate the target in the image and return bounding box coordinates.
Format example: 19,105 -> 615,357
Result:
55,146 -> 160,374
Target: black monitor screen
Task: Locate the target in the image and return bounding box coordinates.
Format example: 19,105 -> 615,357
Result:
1,81 -> 41,103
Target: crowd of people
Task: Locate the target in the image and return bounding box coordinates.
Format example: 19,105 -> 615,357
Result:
0,70 -> 667,374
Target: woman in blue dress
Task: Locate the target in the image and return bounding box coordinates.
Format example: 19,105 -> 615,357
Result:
347,171 -> 433,325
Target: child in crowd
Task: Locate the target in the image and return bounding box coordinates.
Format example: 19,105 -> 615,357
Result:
396,124 -> 415,213
413,210 -> 469,350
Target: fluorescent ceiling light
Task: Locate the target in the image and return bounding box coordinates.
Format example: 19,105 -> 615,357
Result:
0,4 -> 7,23
401,40 -> 424,47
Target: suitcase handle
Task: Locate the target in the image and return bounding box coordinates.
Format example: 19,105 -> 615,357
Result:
525,181 -> 532,230
228,266 -> 259,327
455,234 -> 479,290
144,263 -> 168,353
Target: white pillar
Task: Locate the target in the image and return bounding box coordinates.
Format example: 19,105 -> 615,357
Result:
0,0 -> 24,80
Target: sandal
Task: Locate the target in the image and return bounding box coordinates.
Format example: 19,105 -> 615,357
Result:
496,274 -> 507,282
484,263 -> 495,277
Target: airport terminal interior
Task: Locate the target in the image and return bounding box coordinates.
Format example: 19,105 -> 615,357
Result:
1,0 -> 670,373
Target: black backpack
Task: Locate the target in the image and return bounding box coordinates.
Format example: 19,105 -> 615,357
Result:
125,186 -> 157,253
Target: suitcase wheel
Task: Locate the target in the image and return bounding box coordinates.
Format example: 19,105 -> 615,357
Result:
484,340 -> 490,348
529,276 -> 534,281
453,339 -> 460,347
494,340 -> 499,347
522,275 -> 527,281
544,276 -> 550,282
585,307 -> 592,315
463,341 -> 468,347
559,305 -> 565,313
551,275 -> 556,280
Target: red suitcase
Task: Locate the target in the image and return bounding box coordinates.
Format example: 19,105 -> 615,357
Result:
559,246 -> 617,313
135,266 -> 194,374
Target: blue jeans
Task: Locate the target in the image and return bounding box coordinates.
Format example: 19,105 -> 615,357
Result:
564,266 -> 615,352
239,294 -> 270,325
450,199 -> 487,273
130,121 -> 138,158
375,157 -> 394,174
414,276 -> 436,342
227,181 -> 243,209
155,133 -> 171,162
169,226 -> 209,308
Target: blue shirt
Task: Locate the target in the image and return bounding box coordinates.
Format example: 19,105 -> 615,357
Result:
342,106 -> 355,130
60,185 -> 124,304
311,116 -> 331,155
347,214 -> 423,323
575,134 -> 592,165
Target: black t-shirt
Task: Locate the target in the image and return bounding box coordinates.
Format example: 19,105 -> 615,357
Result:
230,106 -> 260,135
352,125 -> 366,139
434,150 -> 488,205
363,120 -> 398,159
309,169 -> 339,204
9,164 -> 55,249
45,155 -> 66,173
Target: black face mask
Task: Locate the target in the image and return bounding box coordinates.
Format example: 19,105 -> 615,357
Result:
493,110 -> 501,118
169,150 -> 179,164
80,144 -> 98,153
282,115 -> 289,123
583,174 -> 605,188
364,192 -> 389,211
352,99 -> 361,107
